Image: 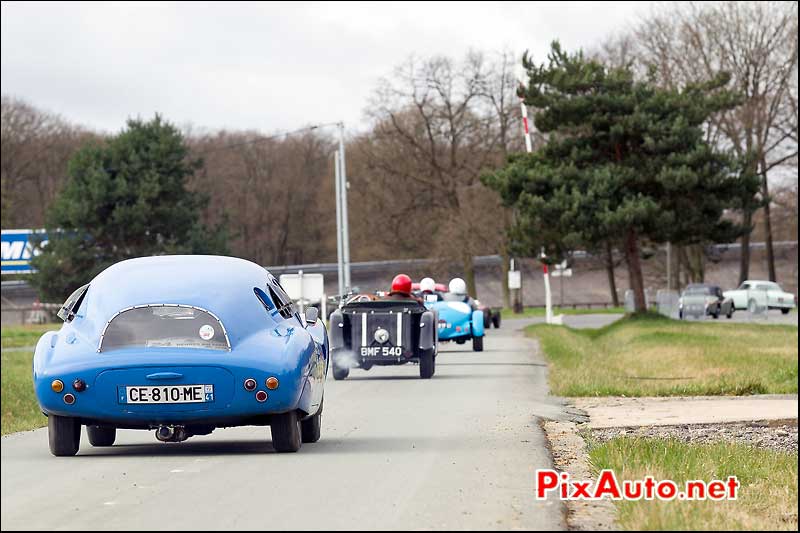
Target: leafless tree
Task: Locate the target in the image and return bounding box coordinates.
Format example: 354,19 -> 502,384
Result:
358,51 -> 517,297
634,1 -> 798,284
1,96 -> 93,227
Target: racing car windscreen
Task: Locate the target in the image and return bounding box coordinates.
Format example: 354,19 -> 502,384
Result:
99,304 -> 231,352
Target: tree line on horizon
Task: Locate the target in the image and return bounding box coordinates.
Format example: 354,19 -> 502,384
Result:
0,1 -> 796,308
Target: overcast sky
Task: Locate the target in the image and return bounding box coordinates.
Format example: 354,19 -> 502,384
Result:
1,1 -> 656,135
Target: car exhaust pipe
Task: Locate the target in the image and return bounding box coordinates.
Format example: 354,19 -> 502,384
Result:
156,426 -> 174,442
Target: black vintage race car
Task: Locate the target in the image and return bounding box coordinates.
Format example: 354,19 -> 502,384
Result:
328,295 -> 438,380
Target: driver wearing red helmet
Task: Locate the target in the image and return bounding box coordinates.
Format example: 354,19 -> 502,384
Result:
384,273 -> 419,301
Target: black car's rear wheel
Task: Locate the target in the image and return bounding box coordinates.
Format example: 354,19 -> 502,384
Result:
301,400 -> 323,444
271,411 -> 301,452
48,415 -> 80,456
472,335 -> 484,352
87,425 -> 116,447
332,364 -> 349,380
492,313 -> 501,328
419,348 -> 434,379
782,308 -> 791,315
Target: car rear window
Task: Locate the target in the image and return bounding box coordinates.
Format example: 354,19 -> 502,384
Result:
99,304 -> 230,353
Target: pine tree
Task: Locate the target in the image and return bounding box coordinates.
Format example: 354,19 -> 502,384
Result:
483,42 -> 758,312
31,115 -> 228,301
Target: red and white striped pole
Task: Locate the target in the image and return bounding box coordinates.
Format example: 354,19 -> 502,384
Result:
519,96 -> 553,324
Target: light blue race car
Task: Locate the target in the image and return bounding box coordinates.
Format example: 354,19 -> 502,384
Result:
33,255 -> 328,456
425,296 -> 485,352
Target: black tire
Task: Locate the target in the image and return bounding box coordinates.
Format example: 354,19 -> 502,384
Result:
726,308 -> 733,319
419,348 -> 434,379
484,311 -> 492,329
472,335 -> 484,352
492,313 -> 501,328
782,308 -> 790,315
48,415 -> 80,456
271,411 -> 302,452
87,425 -> 116,447
332,364 -> 349,380
679,310 -> 684,320
301,400 -> 323,444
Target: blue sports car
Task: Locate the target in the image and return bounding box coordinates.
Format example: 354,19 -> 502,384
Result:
33,255 -> 328,455
427,297 -> 485,352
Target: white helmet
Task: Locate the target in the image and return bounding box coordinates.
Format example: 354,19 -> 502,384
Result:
419,277 -> 436,293
449,277 -> 467,295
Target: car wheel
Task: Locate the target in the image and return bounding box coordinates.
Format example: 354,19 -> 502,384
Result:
679,310 -> 684,320
472,335 -> 484,352
332,365 -> 349,380
419,348 -> 434,379
726,308 -> 733,319
301,400 -> 322,444
271,411 -> 302,452
782,308 -> 791,315
87,425 -> 116,447
492,313 -> 501,328
48,415 -> 81,456
484,312 -> 491,329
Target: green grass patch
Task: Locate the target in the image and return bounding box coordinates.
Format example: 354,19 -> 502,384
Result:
1,323 -> 59,349
1,324 -> 58,434
528,313 -> 798,396
1,349 -> 45,434
501,306 -> 625,318
589,437 -> 798,530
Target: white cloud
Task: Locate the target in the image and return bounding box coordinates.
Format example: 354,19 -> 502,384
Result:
1,1 -> 654,134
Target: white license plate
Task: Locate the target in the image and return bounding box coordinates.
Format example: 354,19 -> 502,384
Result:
360,346 -> 402,357
119,384 -> 214,404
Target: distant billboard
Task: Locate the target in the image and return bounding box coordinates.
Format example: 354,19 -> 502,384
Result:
1,229 -> 48,274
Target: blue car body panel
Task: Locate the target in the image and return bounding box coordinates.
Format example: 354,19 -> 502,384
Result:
428,300 -> 484,341
33,255 -> 327,427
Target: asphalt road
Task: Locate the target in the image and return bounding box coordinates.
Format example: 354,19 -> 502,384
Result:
1,319 -> 566,531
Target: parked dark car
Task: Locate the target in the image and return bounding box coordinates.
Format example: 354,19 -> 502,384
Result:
678,284 -> 734,319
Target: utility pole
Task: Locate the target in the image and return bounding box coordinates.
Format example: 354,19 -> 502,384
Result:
519,97 -> 553,324
334,151 -> 344,296
338,122 -> 351,292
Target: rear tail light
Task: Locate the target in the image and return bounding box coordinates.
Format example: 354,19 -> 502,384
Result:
255,390 -> 268,402
51,380 -> 64,393
63,393 -> 76,405
265,377 -> 279,390
243,378 -> 257,391
72,379 -> 86,392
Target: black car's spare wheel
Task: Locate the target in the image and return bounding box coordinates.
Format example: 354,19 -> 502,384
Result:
87,425 -> 116,447
301,400 -> 323,444
419,348 -> 434,379
271,411 -> 302,452
48,415 -> 81,456
473,335 -> 484,352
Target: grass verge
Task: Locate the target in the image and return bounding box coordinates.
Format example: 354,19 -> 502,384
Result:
1,323 -> 59,349
527,313 -> 798,396
1,349 -> 44,434
501,306 -> 625,318
589,437 -> 798,530
1,324 -> 57,434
